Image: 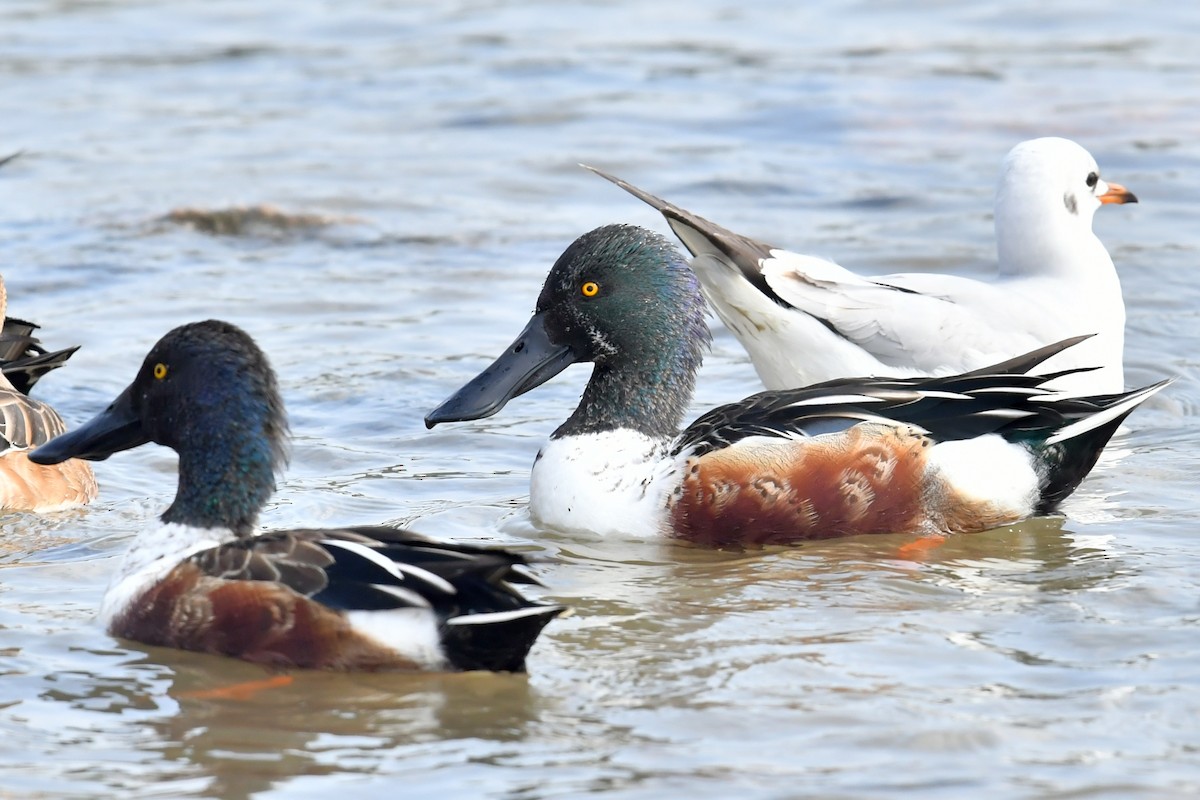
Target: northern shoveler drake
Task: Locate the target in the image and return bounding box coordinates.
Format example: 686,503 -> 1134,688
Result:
0,280 -> 96,511
31,320 -> 563,672
584,137 -> 1137,395
425,225 -> 1167,547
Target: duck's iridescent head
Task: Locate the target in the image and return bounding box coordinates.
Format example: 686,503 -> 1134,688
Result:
33,320 -> 289,533
427,224 -> 710,438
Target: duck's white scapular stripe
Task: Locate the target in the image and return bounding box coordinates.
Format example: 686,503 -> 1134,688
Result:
973,408 -> 1036,420
785,394 -> 887,408
390,562 -> 457,594
321,539 -> 457,595
852,389 -> 925,402
912,390 -> 975,401
969,386 -> 1049,396
1043,380 -> 1172,446
809,411 -> 931,432
409,544 -> 476,561
369,583 -> 433,609
445,607 -> 562,626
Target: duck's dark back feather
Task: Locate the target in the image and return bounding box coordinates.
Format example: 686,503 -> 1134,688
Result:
186,526 -> 562,672
0,318 -> 79,395
0,388 -> 67,452
676,339 -> 1144,459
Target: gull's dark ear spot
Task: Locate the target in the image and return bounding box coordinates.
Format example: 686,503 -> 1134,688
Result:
1063,192 -> 1078,215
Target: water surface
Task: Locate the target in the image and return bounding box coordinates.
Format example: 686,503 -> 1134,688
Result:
2,1 -> 1199,797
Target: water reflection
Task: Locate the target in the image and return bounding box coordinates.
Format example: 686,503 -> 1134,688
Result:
0,503 -> 1190,797
14,640 -> 557,798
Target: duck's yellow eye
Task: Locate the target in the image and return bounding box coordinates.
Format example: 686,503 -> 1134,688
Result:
153,363 -> 168,380
581,281 -> 600,298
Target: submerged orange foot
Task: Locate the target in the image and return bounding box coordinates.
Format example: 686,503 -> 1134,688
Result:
895,534 -> 948,561
179,674 -> 295,701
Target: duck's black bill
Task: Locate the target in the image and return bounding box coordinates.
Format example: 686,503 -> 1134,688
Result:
30,385 -> 149,464
425,312 -> 576,427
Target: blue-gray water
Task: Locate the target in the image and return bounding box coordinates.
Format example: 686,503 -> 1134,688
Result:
2,2 -> 1199,797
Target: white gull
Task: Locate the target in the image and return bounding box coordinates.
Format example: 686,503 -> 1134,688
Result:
586,137 -> 1137,395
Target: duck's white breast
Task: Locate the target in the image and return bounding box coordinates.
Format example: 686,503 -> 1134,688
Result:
529,430 -> 683,536
98,522 -> 223,627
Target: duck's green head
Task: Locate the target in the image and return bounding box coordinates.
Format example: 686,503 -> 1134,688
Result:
32,320 -> 289,534
427,224 -> 711,438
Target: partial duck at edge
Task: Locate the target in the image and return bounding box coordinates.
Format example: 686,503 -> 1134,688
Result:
0,277 -> 95,512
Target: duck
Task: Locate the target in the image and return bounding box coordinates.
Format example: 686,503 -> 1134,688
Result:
0,316 -> 80,395
425,225 -> 1166,548
0,279 -> 96,511
584,137 -> 1137,395
31,319 -> 563,672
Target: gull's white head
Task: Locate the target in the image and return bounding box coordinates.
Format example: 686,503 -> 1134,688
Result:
998,137 -> 1136,225
994,137 -> 1136,277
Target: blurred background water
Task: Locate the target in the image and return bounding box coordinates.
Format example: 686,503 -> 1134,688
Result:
1,1 -> 1199,797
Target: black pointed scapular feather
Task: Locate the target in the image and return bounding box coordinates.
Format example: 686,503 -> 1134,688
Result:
676,337 -> 1120,457
444,569 -> 537,617
0,318 -> 79,395
954,334 -> 1095,377
317,540 -> 417,591
336,525 -> 544,585
1,348 -> 79,395
375,545 -> 529,586
312,581 -> 426,612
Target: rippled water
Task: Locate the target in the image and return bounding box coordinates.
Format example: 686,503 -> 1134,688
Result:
2,1 -> 1199,797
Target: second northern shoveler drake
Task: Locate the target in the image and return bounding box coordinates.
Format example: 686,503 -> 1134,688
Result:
425,225 -> 1167,547
31,320 -> 563,672
0,279 -> 96,511
585,137 -> 1137,395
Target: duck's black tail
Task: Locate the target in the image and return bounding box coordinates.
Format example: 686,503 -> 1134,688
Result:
1032,380 -> 1172,512
324,527 -> 566,673
441,604 -> 565,672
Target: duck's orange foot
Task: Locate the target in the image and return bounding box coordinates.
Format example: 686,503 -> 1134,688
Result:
179,674 -> 294,701
895,534 -> 947,561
